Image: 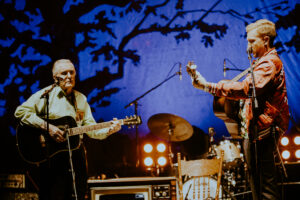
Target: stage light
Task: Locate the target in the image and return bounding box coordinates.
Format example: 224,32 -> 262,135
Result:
144,157 -> 154,167
294,136 -> 300,145
295,150 -> 300,159
143,143 -> 153,153
157,143 -> 166,153
157,156 -> 167,166
141,141 -> 170,175
282,150 -> 290,159
280,137 -> 289,146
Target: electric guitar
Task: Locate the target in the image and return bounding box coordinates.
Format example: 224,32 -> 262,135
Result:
16,115 -> 142,164
186,61 -> 250,138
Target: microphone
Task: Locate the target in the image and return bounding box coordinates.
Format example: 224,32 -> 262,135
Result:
40,76 -> 60,99
54,76 -> 63,85
179,63 -> 182,80
223,59 -> 226,77
247,46 -> 252,60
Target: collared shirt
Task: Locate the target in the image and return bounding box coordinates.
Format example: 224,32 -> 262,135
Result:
14,85 -> 110,140
207,48 -> 289,138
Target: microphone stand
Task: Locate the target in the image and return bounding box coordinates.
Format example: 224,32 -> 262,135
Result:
223,58 -> 246,77
247,51 -> 260,199
224,68 -> 244,72
66,129 -> 78,200
40,83 -> 58,166
124,70 -> 181,169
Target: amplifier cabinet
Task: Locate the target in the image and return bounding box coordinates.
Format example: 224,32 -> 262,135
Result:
0,192 -> 39,200
0,174 -> 25,189
88,176 -> 177,200
277,162 -> 300,200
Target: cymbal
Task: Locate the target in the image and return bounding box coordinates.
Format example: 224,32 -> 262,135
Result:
147,113 -> 193,142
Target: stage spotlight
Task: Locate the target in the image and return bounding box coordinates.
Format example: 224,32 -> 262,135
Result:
157,156 -> 167,166
157,143 -> 166,153
295,149 -> 300,159
280,137 -> 289,146
282,150 -> 290,160
144,157 -> 154,167
294,136 -> 300,145
143,143 -> 153,153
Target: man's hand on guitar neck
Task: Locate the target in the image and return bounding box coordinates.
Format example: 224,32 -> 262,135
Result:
186,62 -> 208,91
107,118 -> 122,136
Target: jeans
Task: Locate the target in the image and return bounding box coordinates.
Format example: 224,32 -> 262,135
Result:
243,133 -> 280,200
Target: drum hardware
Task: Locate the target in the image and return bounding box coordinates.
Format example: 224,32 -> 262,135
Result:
215,139 -> 243,169
148,113 -> 193,167
147,113 -> 193,142
207,127 -> 218,158
204,131 -> 251,199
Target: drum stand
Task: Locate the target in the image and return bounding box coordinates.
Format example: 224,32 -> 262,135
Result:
167,123 -> 175,167
124,63 -> 182,169
207,127 -> 217,158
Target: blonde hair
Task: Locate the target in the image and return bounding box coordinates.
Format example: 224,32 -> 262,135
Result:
52,59 -> 75,76
246,19 -> 276,47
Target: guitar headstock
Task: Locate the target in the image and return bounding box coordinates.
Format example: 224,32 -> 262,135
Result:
186,61 -> 197,78
122,115 -> 142,128
186,61 -> 195,68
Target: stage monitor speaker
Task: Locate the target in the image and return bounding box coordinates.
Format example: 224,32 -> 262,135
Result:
277,162 -> 300,200
0,173 -> 38,200
0,192 -> 39,200
88,176 -> 177,200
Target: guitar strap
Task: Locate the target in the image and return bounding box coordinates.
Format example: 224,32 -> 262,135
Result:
68,91 -> 83,124
69,92 -> 85,141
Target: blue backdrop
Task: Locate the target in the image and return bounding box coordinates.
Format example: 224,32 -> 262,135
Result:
0,0 -> 299,174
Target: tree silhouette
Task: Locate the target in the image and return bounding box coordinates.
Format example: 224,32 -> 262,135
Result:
0,0 -> 297,125
0,0 -> 298,171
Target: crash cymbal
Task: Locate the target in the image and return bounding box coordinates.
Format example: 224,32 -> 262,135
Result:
147,113 -> 193,142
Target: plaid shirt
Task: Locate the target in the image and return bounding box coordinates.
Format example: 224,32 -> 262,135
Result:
207,48 -> 289,138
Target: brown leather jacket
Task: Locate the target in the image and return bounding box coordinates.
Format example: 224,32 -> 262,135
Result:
207,48 -> 289,136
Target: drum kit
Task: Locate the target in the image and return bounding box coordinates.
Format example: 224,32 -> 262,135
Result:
147,113 -> 249,200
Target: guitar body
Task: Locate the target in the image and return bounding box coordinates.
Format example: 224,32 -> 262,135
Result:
213,96 -> 241,138
16,116 -> 81,164
186,61 -> 250,139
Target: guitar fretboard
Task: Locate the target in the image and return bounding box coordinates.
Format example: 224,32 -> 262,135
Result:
68,120 -> 121,136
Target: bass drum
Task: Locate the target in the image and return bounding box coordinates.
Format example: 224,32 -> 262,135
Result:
182,177 -> 222,200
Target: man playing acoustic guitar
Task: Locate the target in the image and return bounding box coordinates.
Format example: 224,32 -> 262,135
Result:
15,59 -> 122,200
186,19 -> 289,200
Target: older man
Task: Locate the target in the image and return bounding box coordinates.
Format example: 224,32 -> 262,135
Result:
15,59 -> 121,200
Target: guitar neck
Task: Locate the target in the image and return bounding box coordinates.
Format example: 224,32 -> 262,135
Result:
68,120 -> 122,136
231,67 -> 250,82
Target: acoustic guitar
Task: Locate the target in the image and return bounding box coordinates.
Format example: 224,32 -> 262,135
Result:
213,68 -> 250,138
186,61 -> 250,138
16,115 -> 141,164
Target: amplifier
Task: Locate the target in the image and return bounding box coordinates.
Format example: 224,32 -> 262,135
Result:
277,162 -> 300,199
0,174 -> 25,189
88,176 -> 177,200
0,174 -> 39,200
0,192 -> 39,200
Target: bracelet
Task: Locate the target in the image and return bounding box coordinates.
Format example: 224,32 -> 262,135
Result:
204,83 -> 210,92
